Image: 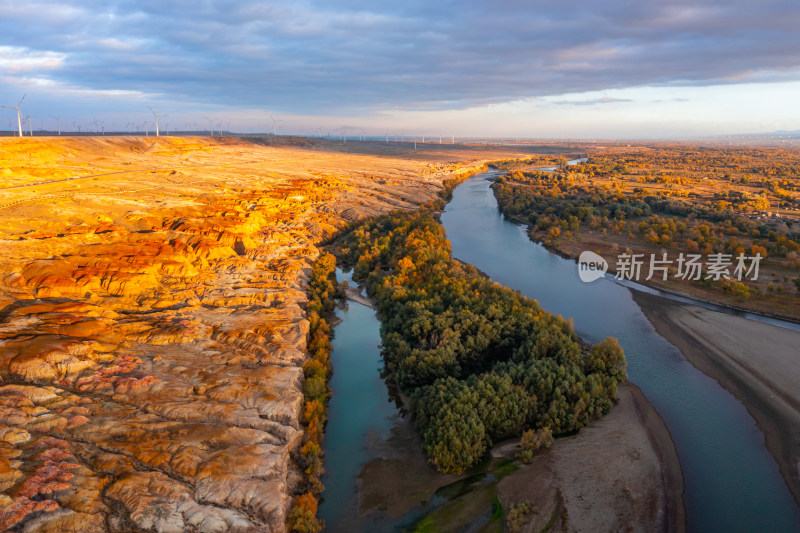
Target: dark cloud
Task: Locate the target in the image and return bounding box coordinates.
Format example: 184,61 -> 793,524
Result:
1,0 -> 799,113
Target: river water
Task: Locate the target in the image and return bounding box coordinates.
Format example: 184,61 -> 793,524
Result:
318,270 -> 398,530
440,172 -> 800,532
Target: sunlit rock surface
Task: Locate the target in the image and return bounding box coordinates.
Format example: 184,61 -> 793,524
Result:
0,136 -> 495,531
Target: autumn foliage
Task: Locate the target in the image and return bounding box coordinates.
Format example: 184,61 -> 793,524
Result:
290,251 -> 339,531
287,492 -> 323,533
491,146 -> 800,311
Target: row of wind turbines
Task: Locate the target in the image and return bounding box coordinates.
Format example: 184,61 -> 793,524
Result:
2,94 -> 173,138
3,96 -> 457,144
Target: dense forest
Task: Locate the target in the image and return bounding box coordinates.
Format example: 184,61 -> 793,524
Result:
338,211 -> 626,473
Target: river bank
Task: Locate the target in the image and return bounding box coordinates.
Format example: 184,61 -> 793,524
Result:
349,379 -> 685,532
504,210 -> 800,326
632,290 -> 800,507
497,382 -> 684,533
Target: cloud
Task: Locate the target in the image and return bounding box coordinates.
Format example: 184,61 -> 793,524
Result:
0,0 -> 799,115
0,46 -> 66,73
649,97 -> 691,103
551,96 -> 633,106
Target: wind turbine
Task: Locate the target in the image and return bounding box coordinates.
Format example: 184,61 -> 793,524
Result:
204,117 -> 214,137
143,120 -> 149,136
270,115 -> 282,136
49,114 -> 63,136
23,114 -> 32,136
149,107 -> 167,136
2,94 -> 25,137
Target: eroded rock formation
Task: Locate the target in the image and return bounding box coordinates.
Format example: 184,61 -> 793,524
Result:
0,136 -> 491,531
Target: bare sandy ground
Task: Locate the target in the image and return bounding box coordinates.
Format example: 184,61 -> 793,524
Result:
497,382 -> 685,533
353,384 -> 686,533
633,290 -> 800,506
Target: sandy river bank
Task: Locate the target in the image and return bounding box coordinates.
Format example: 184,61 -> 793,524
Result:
633,290 -> 800,507
496,382 -> 685,533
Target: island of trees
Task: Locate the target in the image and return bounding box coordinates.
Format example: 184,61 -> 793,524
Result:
338,210 -> 626,473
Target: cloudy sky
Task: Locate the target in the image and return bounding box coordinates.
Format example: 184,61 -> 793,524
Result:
1,0 -> 799,138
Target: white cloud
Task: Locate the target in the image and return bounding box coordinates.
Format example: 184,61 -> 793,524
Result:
3,74 -> 153,99
0,46 -> 66,73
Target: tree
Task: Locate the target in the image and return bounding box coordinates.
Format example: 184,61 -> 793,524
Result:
585,337 -> 626,400
288,493 -> 323,533
340,210 -> 627,473
516,427 -> 553,463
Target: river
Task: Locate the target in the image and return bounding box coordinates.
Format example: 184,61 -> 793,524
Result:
440,171 -> 800,532
319,170 -> 800,532
318,270 -> 400,531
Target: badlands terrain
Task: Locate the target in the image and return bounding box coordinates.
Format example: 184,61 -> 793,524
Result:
0,135 -> 548,532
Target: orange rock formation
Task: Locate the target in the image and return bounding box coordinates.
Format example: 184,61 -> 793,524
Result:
0,136 -> 511,532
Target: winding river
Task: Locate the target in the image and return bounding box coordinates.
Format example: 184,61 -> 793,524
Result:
320,170 -> 800,532
441,171 -> 800,532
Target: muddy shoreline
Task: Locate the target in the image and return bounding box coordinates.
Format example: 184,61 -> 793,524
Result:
347,381 -> 686,532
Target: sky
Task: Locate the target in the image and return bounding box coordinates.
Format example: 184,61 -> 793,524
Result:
1,0 -> 799,138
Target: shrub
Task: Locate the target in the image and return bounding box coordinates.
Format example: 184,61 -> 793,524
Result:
288,493 -> 323,533
507,501 -> 538,533
516,427 -> 554,463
